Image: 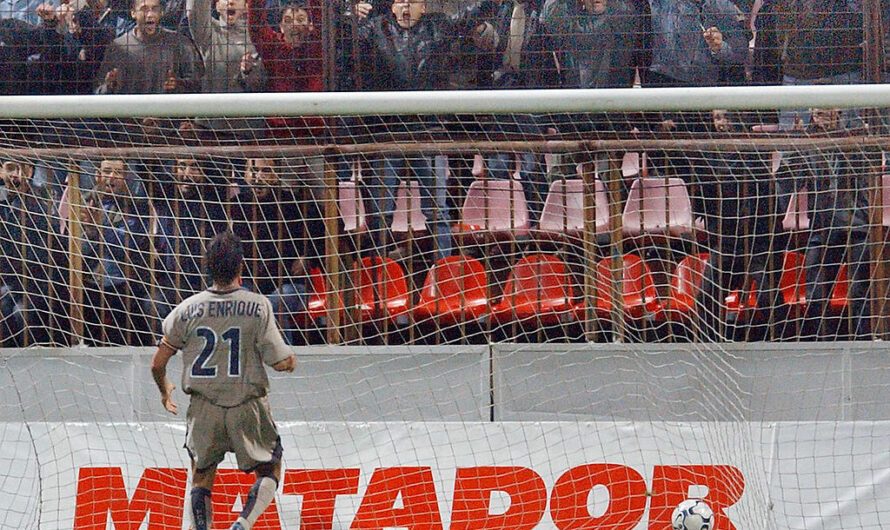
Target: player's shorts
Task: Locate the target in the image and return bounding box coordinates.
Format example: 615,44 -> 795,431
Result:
185,394 -> 282,472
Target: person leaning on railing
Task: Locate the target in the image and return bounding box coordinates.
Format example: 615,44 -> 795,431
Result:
0,159 -> 62,346
795,109 -> 873,340
76,158 -> 158,346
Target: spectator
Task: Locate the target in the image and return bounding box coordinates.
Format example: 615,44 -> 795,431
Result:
694,110 -> 778,341
78,158 -> 156,345
540,0 -> 636,89
0,0 -> 54,25
0,10 -> 67,94
538,0 -> 638,197
789,108 -> 873,339
231,157 -> 319,344
187,0 -> 268,141
94,0 -> 200,94
755,0 -> 862,128
154,158 -> 228,313
60,0 -> 120,94
884,0 -> 890,83
0,158 -> 62,345
247,0 -> 324,141
350,0 -> 494,260
645,0 -> 749,88
246,0 -> 325,226
472,0 -> 549,223
642,0 -> 749,179
3,1 -> 119,95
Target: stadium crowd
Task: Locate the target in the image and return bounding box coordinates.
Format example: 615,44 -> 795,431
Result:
0,0 -> 886,346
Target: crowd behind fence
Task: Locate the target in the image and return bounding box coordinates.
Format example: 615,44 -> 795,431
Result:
1,0 -> 890,346
2,130 -> 890,347
0,0 -> 884,98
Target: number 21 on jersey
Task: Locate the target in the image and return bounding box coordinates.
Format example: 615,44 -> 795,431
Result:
191,327 -> 242,377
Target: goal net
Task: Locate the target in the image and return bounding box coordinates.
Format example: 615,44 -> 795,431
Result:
1,86 -> 889,529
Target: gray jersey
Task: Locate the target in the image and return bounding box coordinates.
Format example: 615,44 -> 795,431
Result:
162,287 -> 291,407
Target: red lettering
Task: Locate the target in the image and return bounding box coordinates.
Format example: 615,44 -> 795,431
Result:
350,467 -> 443,530
283,468 -> 360,530
73,467 -> 187,530
451,466 -> 546,530
72,463 -> 746,530
649,465 -> 745,530
549,463 -> 647,530
212,470 -> 282,530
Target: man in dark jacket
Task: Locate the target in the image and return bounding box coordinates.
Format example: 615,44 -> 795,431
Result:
695,110 -> 779,341
0,159 -> 62,345
77,158 -> 156,345
754,0 -> 862,129
351,0 -> 493,260
0,14 -> 67,94
646,0 -> 749,87
471,0 -> 549,222
231,158 -> 321,344
792,109 -> 872,339
154,157 -> 229,314
540,0 -> 636,89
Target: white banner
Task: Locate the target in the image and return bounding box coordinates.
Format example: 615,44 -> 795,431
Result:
2,421 -> 889,529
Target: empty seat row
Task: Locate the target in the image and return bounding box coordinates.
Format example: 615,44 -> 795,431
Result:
337,177 -> 699,240
302,251 -> 851,329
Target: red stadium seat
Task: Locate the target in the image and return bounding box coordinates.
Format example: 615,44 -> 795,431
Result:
414,255 -> 489,324
307,268 -> 334,322
752,124 -> 781,133
575,254 -> 662,321
455,179 -> 530,240
882,175 -> 890,227
392,180 -> 427,234
782,188 -> 810,232
338,181 -> 367,233
622,177 -> 695,238
662,253 -> 709,322
308,258 -> 409,324
353,256 -> 410,322
725,282 -> 758,319
829,263 -> 849,314
490,254 -> 575,326
780,251 -> 807,308
536,178 -> 609,238
622,152 -> 648,179
471,153 -> 486,177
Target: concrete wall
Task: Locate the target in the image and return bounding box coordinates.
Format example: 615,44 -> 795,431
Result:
2,342 -> 888,423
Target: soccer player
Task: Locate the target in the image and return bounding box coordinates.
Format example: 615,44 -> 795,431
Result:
150,230 -> 296,530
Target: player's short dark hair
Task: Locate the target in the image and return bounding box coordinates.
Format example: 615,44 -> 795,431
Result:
204,231 -> 244,285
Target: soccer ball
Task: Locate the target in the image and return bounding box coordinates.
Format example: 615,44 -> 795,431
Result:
671,499 -> 714,530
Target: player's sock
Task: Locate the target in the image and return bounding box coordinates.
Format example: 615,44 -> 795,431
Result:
190,487 -> 212,530
235,476 -> 278,529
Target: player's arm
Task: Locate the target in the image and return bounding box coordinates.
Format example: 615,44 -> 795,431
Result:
272,355 -> 296,372
151,340 -> 179,414
258,298 -> 296,372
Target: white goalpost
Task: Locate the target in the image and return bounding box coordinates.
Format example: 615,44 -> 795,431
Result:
3,84 -> 890,118
1,86 -> 889,529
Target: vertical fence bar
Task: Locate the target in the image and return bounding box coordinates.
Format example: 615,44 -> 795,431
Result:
868,153 -> 887,339
581,156 -> 598,342
606,152 -> 625,343
323,158 -> 342,344
67,164 -> 85,344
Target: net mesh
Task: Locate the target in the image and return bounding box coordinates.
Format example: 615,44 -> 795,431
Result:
1,102 -> 890,530
0,0 -> 888,525
0,109 -> 888,347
